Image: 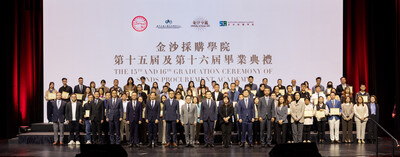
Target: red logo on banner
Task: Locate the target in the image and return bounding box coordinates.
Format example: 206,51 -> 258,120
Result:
132,16 -> 148,32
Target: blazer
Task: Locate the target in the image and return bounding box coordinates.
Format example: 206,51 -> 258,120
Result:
145,100 -> 161,122
65,101 -> 82,121
367,102 -> 379,122
211,91 -> 224,101
126,100 -> 143,123
290,100 -> 305,123
49,99 -> 66,123
180,103 -> 198,124
218,104 -> 234,124
200,99 -> 217,121
238,98 -> 255,121
74,84 -> 87,94
326,99 -> 342,120
106,98 -> 123,121
258,96 -> 275,119
163,99 -> 180,121
275,105 -> 288,123
228,90 -> 239,102
336,84 -> 349,96
90,99 -> 104,121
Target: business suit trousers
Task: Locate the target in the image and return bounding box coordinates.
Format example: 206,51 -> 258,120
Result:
120,113 -> 130,142
260,118 -> 272,144
195,122 -> 202,142
236,121 -> 242,142
109,119 -> 121,144
147,121 -> 158,144
253,120 -> 260,143
328,118 -> 340,141
342,118 -> 353,142
91,120 -> 102,143
221,122 -> 232,146
68,121 -> 80,142
356,120 -> 367,140
241,120 -> 253,144
184,123 -> 195,145
53,121 -> 64,142
291,121 -> 303,143
102,120 -> 110,144
166,120 -> 177,143
367,114 -> 377,141
129,122 -> 140,144
203,119 -> 215,145
275,123 -> 287,144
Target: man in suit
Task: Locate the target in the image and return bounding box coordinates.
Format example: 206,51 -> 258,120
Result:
163,91 -> 180,147
238,90 -> 255,147
146,92 -> 161,147
258,88 -> 275,147
74,77 -> 87,94
126,92 -> 142,147
140,76 -> 151,94
65,94 -> 82,145
49,92 -> 66,145
245,76 -> 258,91
327,92 -> 342,143
200,91 -> 217,147
91,91 -> 104,144
110,79 -> 123,95
102,92 -> 111,144
120,93 -> 130,144
261,78 -> 272,92
181,96 -> 198,147
137,84 -> 148,104
235,80 -> 243,94
291,79 -> 301,93
367,96 -> 379,144
212,84 -> 224,102
336,77 -> 349,97
106,90 -> 123,144
228,83 -> 239,102
312,77 -> 325,94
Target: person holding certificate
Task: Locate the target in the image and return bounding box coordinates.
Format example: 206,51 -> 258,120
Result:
314,96 -> 328,143
110,79 -> 123,96
82,94 -> 93,144
303,98 -> 314,143
327,92 -> 342,144
275,96 -> 288,144
59,78 -> 73,101
46,82 -> 57,123
354,96 -> 369,144
299,83 -> 311,100
290,92 -> 305,143
341,96 -> 354,143
274,79 -> 286,94
355,84 -> 370,103
73,77 -> 86,94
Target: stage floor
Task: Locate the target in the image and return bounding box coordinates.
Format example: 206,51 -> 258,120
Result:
0,138 -> 399,157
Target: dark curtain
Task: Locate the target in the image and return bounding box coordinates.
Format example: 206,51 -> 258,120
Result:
2,0 -> 43,139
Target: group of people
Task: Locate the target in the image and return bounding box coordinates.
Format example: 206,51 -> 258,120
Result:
46,76 -> 379,148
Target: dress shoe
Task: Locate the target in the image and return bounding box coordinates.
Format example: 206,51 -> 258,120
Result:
240,143 -> 245,147
173,143 -> 178,147
53,141 -> 58,145
60,142 -> 64,145
166,143 -> 171,147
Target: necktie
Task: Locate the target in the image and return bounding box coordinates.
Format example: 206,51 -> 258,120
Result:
187,104 -> 190,112
332,100 -> 335,107
133,101 -> 136,109
208,100 -> 210,107
95,99 -> 98,104
152,101 -> 154,108
170,100 -> 173,105
245,99 -> 248,108
57,100 -> 60,109
113,99 -> 116,106
80,85 -> 82,92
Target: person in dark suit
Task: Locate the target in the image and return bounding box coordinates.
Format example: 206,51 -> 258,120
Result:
245,76 -> 258,91
336,77 -> 350,97
146,92 -> 161,147
110,79 -> 123,95
106,90 -> 123,145
49,92 -> 66,145
59,78 -> 73,101
181,95 -> 198,147
140,76 -> 151,95
65,94 -> 82,145
73,77 -> 87,94
219,96 -> 234,148
102,92 -> 111,144
290,79 -> 301,93
163,91 -> 180,147
200,91 -> 217,147
137,84 -> 148,104
258,88 -> 275,147
261,78 -> 272,92
367,95 -> 379,143
126,92 -> 142,147
235,80 -> 243,94
212,84 -> 224,102
91,91 -> 105,144
238,90 -> 255,147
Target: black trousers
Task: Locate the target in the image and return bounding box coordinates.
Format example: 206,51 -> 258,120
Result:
303,125 -> 312,141
253,121 -> 260,144
286,115 -> 293,142
317,120 -> 326,141
275,123 -> 287,144
367,114 -> 378,141
91,120 -> 102,143
68,121 -> 80,141
221,122 -> 233,146
102,120 -> 110,144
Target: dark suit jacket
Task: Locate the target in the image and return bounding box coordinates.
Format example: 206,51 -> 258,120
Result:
218,104 -> 234,124
106,98 -> 123,121
336,84 -> 349,96
163,99 -> 180,121
49,100 -> 66,123
146,100 -> 161,122
367,103 -> 380,122
200,99 -> 217,121
211,91 -> 224,101
65,101 -> 82,121
238,98 -> 255,121
126,100 -> 142,123
91,99 -> 104,121
258,96 -> 275,119
74,84 -> 87,94
140,84 -> 151,95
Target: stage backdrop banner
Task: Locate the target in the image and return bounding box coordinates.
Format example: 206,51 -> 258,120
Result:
43,0 -> 342,122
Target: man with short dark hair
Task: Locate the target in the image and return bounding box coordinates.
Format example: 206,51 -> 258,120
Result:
66,94 -> 82,145
49,92 -> 66,145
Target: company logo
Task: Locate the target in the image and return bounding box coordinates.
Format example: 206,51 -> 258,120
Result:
219,21 -> 254,27
191,17 -> 210,31
156,19 -> 182,29
132,16 -> 148,32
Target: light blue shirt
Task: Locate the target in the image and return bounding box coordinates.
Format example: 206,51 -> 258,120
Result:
370,103 -> 376,115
